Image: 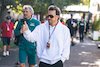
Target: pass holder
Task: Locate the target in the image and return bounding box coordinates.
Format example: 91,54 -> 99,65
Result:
47,40 -> 50,49
6,23 -> 10,31
7,27 -> 9,31
46,24 -> 57,49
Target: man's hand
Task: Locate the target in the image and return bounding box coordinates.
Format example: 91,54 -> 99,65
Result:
20,21 -> 28,34
20,28 -> 24,34
22,21 -> 28,32
84,30 -> 86,32
12,37 -> 15,41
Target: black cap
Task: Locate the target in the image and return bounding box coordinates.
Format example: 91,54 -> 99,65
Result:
6,16 -> 11,19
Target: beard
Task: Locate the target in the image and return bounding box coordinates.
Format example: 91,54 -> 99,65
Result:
48,19 -> 52,25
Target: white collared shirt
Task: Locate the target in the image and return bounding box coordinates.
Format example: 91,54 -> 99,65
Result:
24,21 -> 71,64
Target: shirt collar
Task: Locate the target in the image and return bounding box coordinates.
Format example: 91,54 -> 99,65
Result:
24,17 -> 33,21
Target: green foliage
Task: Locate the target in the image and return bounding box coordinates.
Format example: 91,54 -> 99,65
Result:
0,0 -> 18,8
92,18 -> 100,31
0,0 -> 90,14
0,41 -> 3,48
0,41 -> 15,52
33,0 -> 49,14
89,37 -> 100,41
33,0 -> 82,15
81,0 -> 90,6
0,0 -> 90,21
0,0 -> 88,14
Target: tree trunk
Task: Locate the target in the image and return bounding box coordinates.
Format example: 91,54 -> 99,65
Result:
40,12 -> 45,21
0,0 -> 8,24
0,8 -> 8,24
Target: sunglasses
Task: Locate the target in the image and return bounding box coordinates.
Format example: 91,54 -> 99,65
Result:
46,15 -> 56,18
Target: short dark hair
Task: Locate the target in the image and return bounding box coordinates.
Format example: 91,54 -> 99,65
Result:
48,5 -> 61,16
6,16 -> 11,19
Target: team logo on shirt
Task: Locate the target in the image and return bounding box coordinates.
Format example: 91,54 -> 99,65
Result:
80,23 -> 84,26
30,23 -> 35,26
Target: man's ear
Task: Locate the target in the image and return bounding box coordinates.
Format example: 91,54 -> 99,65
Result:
57,15 -> 60,20
31,13 -> 33,15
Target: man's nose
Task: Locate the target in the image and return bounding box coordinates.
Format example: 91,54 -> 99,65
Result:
23,11 -> 27,14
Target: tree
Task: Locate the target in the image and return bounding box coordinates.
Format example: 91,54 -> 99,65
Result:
0,0 -> 36,24
92,18 -> 100,31
0,0 -> 19,24
81,0 -> 90,6
0,0 -> 89,23
15,0 -> 82,21
33,0 -> 81,21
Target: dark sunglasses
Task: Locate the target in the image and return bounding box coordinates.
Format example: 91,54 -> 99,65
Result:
46,15 -> 56,18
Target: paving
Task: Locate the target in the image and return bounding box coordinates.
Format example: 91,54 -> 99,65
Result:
0,36 -> 100,67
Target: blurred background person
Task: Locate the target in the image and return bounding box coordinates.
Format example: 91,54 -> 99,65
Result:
77,17 -> 86,42
60,18 -> 65,25
14,5 -> 40,67
41,18 -> 46,24
74,18 -> 78,39
66,14 -> 77,46
0,16 -> 14,57
84,21 -> 89,36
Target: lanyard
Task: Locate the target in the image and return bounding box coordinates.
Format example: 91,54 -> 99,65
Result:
47,22 -> 58,49
6,23 -> 10,26
6,23 -> 10,31
71,19 -> 73,24
49,25 -> 57,41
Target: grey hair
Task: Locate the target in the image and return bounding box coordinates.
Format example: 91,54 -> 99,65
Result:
23,5 -> 34,15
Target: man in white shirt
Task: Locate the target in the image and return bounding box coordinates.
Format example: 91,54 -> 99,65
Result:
22,5 -> 71,67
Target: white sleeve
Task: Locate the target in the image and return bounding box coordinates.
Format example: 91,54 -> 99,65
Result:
61,28 -> 71,63
23,26 -> 39,43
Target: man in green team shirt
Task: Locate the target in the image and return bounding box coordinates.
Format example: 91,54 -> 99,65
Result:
77,17 -> 86,42
14,5 -> 40,67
